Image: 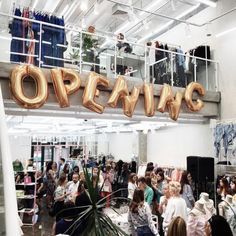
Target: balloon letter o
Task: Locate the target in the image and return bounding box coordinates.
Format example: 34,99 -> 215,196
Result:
10,65 -> 48,109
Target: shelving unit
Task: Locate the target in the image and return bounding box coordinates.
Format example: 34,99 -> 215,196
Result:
15,170 -> 37,226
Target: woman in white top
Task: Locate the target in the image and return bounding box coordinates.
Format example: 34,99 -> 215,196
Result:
163,181 -> 187,233
128,189 -> 159,236
159,183 -> 171,217
128,173 -> 137,200
53,174 -> 69,221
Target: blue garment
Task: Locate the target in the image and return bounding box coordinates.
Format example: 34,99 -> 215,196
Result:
10,8 -> 24,63
223,124 -> 236,156
137,225 -> 155,236
214,124 -> 224,157
10,9 -> 66,67
214,123 -> 236,158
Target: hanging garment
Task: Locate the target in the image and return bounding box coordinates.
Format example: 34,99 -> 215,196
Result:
10,8 -> 24,63
214,124 -> 224,158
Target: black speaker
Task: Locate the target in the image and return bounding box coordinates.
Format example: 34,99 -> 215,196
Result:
187,156 -> 214,182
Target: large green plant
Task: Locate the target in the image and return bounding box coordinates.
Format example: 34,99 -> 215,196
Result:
59,167 -> 129,236
70,33 -> 98,62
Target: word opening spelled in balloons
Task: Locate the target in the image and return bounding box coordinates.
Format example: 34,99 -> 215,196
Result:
10,65 -> 205,121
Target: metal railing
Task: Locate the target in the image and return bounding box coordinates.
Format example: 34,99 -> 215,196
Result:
0,12 -> 219,91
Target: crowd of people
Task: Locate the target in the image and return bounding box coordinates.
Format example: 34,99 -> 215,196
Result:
17,158 -> 236,236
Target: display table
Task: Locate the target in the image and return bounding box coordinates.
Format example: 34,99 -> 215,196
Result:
103,207 -> 133,235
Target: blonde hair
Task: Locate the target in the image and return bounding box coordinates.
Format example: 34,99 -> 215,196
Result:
167,217 -> 186,236
169,181 -> 181,195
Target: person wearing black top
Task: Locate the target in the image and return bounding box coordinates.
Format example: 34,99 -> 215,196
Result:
55,202 -> 79,236
68,166 -> 80,182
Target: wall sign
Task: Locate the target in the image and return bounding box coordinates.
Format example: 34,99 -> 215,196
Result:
10,65 -> 205,121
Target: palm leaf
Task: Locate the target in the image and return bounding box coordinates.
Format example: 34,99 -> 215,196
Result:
61,166 -> 130,236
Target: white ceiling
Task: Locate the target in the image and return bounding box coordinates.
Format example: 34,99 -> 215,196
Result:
2,0 -> 217,136
3,0 -> 218,42
6,115 -> 178,136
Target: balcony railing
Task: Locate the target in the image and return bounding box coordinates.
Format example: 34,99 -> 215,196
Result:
0,11 -> 219,91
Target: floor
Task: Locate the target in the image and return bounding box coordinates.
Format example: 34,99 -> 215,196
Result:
22,200 -> 129,236
22,200 -> 54,236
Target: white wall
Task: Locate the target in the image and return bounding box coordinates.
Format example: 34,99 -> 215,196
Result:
7,123 -> 214,168
158,0 -> 236,119
8,135 -> 31,165
147,124 -> 214,168
106,132 -> 139,162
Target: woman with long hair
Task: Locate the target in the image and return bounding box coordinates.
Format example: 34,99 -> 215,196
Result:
52,162 -> 58,178
230,178 -> 236,202
62,163 -> 70,177
54,174 -> 69,221
155,171 -> 165,203
128,173 -> 137,200
217,177 -> 230,200
45,162 -> 56,208
75,180 -> 91,211
180,171 -> 195,209
167,217 -> 187,236
101,165 -> 113,207
128,189 -> 158,236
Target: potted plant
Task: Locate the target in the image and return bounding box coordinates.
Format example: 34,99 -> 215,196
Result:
57,167 -> 129,236
70,26 -> 98,71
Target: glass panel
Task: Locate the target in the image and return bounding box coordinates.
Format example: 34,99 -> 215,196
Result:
195,57 -> 207,89
81,31 -> 109,75
185,53 -> 195,86
207,60 -> 217,91
98,38 -> 116,79
115,40 -> 145,81
150,47 -> 172,86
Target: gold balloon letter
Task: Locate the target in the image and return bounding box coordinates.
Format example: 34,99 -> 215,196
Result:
123,87 -> 140,117
157,84 -> 183,121
107,76 -> 140,117
168,92 -> 183,121
107,76 -> 129,108
143,83 -> 155,117
51,68 -> 81,108
82,72 -> 109,113
10,65 -> 48,109
185,82 -> 205,111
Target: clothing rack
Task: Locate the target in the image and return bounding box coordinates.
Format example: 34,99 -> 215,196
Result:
155,40 -> 181,49
12,2 -> 62,18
